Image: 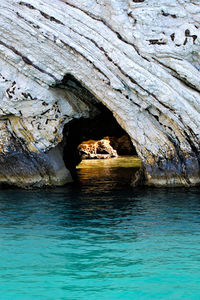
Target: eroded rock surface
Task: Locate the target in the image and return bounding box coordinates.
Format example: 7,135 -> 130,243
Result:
110,135 -> 136,156
78,138 -> 118,160
0,0 -> 199,187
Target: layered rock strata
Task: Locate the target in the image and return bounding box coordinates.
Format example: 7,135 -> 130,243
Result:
0,0 -> 199,187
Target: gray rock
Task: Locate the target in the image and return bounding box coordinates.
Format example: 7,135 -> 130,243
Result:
0,0 -> 199,187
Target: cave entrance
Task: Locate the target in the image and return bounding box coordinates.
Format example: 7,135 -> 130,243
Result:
56,73 -> 141,188
62,103 -> 141,187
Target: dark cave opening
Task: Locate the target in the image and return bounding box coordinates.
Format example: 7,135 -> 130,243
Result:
56,73 -> 140,185
62,104 -> 138,181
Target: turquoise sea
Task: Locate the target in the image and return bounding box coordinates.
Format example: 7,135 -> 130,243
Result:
0,157 -> 200,299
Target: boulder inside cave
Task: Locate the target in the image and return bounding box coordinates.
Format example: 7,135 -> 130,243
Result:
77,135 -> 134,160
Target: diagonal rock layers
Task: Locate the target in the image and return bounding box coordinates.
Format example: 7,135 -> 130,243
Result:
0,0 -> 199,187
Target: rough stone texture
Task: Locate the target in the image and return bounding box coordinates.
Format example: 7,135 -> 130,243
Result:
78,138 -> 118,159
0,0 -> 199,187
110,135 -> 136,155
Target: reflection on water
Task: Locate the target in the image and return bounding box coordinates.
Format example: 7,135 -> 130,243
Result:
77,156 -> 141,192
0,157 -> 200,299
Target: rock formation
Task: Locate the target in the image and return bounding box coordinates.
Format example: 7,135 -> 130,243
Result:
0,0 -> 199,187
77,134 -> 135,159
110,135 -> 136,156
78,138 -> 118,160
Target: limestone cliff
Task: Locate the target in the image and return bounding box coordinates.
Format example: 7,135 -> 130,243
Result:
0,0 -> 199,187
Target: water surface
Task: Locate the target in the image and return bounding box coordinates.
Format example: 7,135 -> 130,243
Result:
0,157 -> 200,299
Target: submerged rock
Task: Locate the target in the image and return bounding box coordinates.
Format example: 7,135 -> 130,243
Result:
0,0 -> 199,187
